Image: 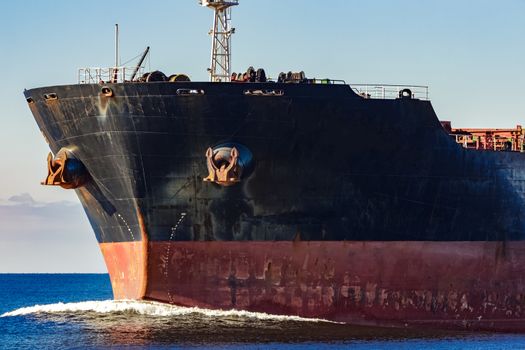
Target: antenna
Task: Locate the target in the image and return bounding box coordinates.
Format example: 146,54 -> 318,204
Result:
199,0 -> 238,82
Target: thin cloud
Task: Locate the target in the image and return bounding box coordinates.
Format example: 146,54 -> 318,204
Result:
0,193 -> 106,273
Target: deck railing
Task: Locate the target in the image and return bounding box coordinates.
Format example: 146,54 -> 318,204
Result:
350,84 -> 429,100
76,69 -> 430,102
78,67 -> 145,84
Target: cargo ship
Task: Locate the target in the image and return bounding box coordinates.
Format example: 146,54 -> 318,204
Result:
24,1 -> 525,331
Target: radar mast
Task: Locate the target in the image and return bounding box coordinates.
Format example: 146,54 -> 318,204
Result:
199,0 -> 238,82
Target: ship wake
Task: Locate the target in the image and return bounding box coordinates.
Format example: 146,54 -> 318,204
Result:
1,300 -> 466,344
1,299 -> 334,323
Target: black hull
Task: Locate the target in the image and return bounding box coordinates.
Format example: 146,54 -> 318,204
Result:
25,82 -> 525,243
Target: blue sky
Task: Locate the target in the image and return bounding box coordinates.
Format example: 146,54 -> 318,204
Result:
0,0 -> 524,272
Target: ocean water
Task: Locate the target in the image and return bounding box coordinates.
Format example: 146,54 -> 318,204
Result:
1,275 -> 525,349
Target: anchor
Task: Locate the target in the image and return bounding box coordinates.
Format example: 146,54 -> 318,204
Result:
42,148 -> 88,189
204,147 -> 241,186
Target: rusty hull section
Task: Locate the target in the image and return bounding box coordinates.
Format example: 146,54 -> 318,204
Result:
99,208 -> 149,299
99,241 -> 148,299
142,241 -> 525,331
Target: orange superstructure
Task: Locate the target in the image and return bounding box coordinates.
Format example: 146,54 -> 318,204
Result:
441,121 -> 524,151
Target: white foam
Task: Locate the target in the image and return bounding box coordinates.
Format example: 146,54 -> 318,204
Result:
1,300 -> 335,323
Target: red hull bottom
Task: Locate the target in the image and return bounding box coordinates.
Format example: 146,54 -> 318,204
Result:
99,241 -> 525,332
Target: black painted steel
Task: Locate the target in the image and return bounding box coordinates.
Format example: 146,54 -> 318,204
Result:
25,82 -> 525,243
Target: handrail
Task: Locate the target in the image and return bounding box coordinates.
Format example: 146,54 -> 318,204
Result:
78,66 -> 145,84
350,84 -> 429,100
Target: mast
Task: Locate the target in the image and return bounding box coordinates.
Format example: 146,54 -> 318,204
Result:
199,0 -> 238,82
112,24 -> 120,83
115,23 -> 119,68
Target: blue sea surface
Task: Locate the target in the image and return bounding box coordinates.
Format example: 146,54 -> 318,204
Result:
1,274 -> 525,349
